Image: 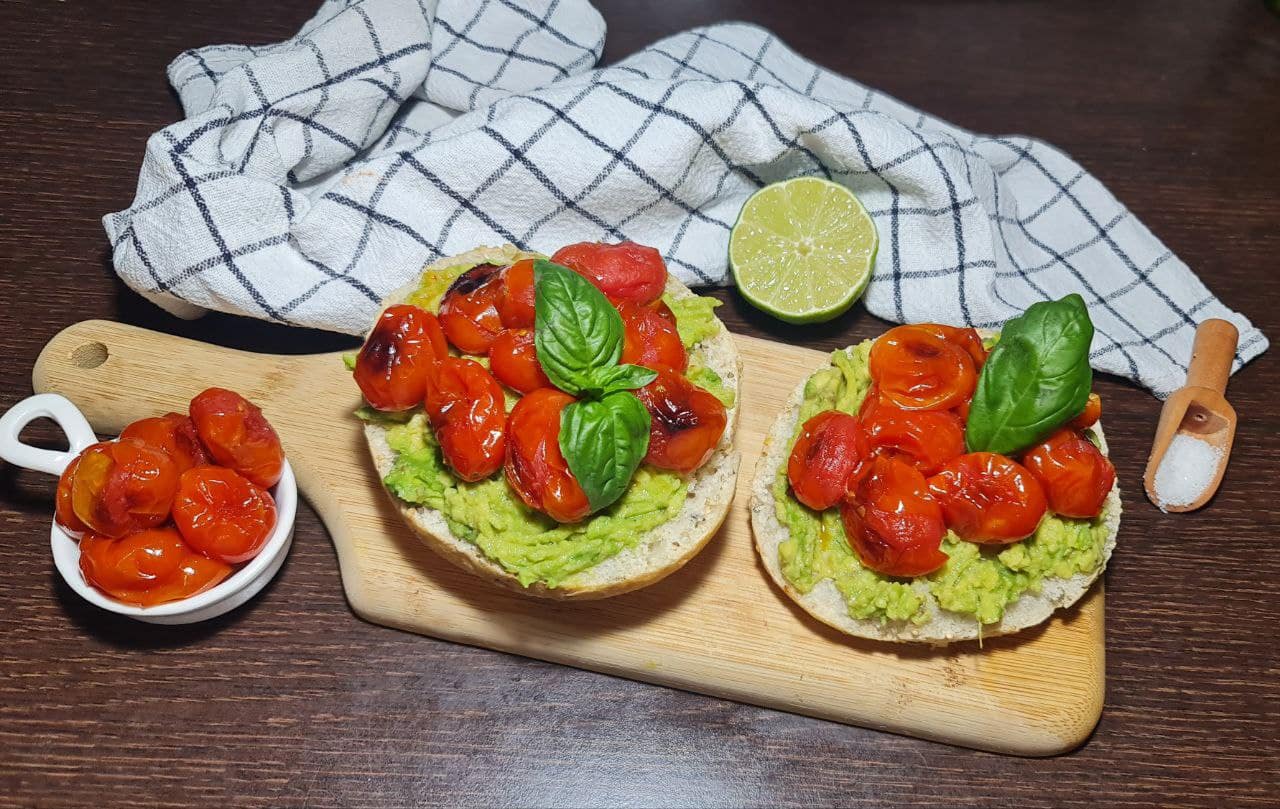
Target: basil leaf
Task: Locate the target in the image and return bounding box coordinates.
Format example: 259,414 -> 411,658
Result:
965,294 -> 1094,455
534,260 -> 623,395
559,391 -> 652,513
581,363 -> 658,398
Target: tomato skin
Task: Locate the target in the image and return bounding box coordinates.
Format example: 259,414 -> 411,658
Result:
858,391 -> 965,476
917,324 -> 988,368
488,329 -> 552,394
927,453 -> 1047,544
189,388 -> 284,489
1022,429 -> 1116,519
504,389 -> 591,523
550,241 -> 666,304
839,455 -> 948,578
55,454 -> 88,534
619,300 -> 687,373
172,466 -> 277,564
497,259 -> 536,329
355,304 -> 449,411
634,366 -> 728,474
70,439 -> 180,538
868,325 -> 977,411
79,527 -> 233,607
120,413 -> 211,473
787,411 -> 870,510
425,358 -> 507,482
439,263 -> 505,354
1069,392 -> 1102,430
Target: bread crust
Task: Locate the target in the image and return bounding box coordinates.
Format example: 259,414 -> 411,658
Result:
748,340 -> 1121,644
363,247 -> 741,599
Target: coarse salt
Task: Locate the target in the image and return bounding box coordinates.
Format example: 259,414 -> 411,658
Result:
1153,432 -> 1223,511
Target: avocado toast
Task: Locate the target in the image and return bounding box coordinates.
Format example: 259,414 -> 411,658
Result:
358,244 -> 741,600
750,301 -> 1121,643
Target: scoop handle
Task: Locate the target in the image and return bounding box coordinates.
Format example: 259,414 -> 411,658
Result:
1184,319 -> 1238,394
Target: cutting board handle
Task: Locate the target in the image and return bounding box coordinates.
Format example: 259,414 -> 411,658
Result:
32,319 -> 301,434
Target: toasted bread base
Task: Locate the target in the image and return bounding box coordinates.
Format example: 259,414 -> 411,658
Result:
364,248 -> 741,600
748,344 -> 1121,645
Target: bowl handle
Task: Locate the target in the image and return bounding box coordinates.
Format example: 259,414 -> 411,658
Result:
0,394 -> 98,476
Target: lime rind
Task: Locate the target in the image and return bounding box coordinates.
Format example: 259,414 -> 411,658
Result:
729,177 -> 878,325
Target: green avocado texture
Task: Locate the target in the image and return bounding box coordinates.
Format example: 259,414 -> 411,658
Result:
774,340 -> 1111,626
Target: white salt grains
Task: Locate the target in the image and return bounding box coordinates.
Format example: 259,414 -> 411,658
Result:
1153,432 -> 1223,511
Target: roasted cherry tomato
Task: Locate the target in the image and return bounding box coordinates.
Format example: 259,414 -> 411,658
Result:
189,388 -> 284,489
355,304 -> 449,411
927,453 -> 1047,543
619,300 -> 686,373
497,258 -> 536,329
55,454 -> 88,534
1022,428 -> 1116,519
787,410 -> 870,510
425,358 -> 507,482
488,329 -> 551,394
504,389 -> 591,523
867,325 -> 977,411
550,241 -> 666,304
918,324 -> 987,368
1069,392 -> 1102,430
79,527 -> 233,607
70,439 -> 179,538
120,413 -> 210,473
858,391 -> 965,476
172,466 -> 277,564
439,263 -> 505,354
634,366 -> 728,474
839,455 -> 948,578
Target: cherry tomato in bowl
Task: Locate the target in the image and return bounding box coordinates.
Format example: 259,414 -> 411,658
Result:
79,527 -> 233,608
927,453 -> 1047,544
120,412 -> 210,472
551,241 -> 667,305
190,388 -> 285,488
54,454 -> 88,535
70,439 -> 180,537
787,410 -> 870,511
172,466 -> 278,564
505,389 -> 591,523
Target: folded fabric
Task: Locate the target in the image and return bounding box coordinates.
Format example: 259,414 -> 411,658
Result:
104,0 -> 1266,396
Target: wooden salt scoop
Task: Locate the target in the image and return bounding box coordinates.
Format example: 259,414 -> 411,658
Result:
1143,318 -> 1238,512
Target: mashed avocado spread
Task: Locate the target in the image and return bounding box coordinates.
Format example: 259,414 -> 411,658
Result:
774,341 -> 1110,626
364,262 -> 728,589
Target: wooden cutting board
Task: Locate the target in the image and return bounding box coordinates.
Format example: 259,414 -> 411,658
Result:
32,320 -> 1105,756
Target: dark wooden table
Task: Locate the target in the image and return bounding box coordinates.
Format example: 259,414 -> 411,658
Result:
2,1 -> 1277,806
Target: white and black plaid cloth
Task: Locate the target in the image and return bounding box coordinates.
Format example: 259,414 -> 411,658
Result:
104,0 -> 1266,397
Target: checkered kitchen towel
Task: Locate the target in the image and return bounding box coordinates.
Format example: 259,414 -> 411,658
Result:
104,0 -> 1266,397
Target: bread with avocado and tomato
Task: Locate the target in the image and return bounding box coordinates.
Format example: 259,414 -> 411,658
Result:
360,244 -> 741,600
749,318 -> 1121,644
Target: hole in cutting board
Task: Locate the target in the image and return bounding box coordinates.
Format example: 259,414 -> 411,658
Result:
70,341 -> 108,369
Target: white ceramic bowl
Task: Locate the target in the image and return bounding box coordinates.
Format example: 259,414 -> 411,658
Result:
0,393 -> 295,624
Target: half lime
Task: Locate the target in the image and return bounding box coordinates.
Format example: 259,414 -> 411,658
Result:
729,177 -> 878,324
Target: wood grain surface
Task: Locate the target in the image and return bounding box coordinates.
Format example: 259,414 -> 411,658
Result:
0,1 -> 1276,806
30,320 -> 1106,756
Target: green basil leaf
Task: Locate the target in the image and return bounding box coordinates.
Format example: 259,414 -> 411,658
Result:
534,260 -> 623,395
581,363 -> 658,398
965,293 -> 1094,455
559,391 -> 652,513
